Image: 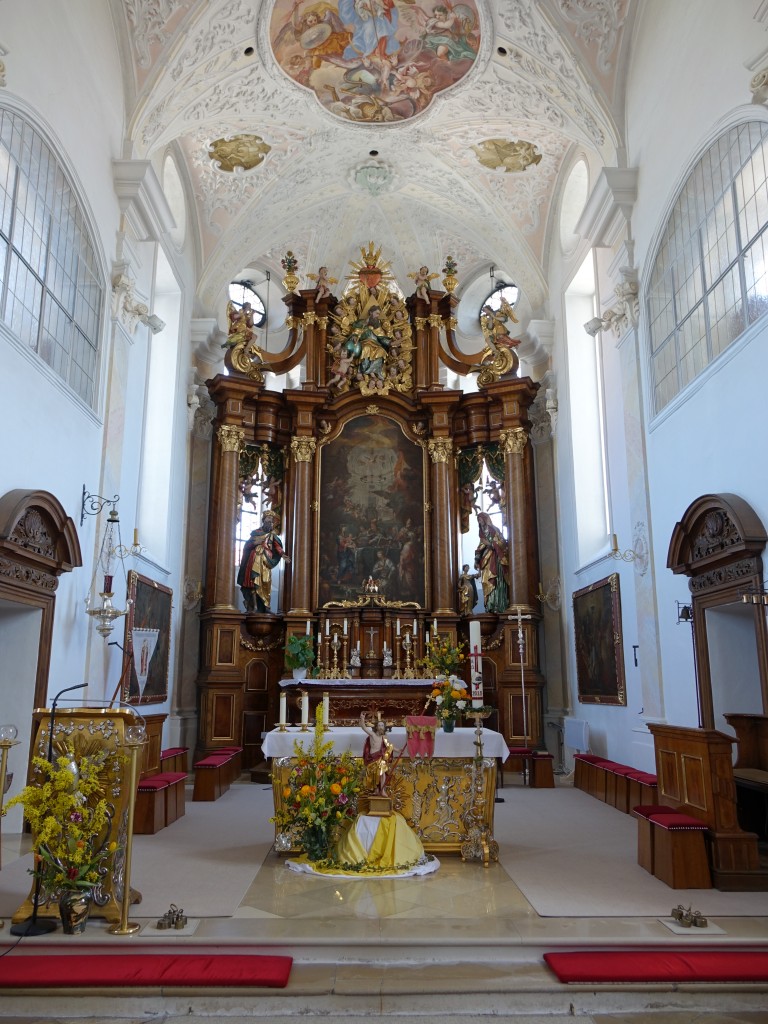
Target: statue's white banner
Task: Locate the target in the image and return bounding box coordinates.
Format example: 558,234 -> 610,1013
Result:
132,628 -> 159,697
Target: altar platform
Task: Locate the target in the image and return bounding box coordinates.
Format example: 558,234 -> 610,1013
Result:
265,726 -> 507,854
276,678 -> 458,726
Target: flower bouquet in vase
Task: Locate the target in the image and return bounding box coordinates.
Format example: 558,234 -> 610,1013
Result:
5,745 -> 123,933
419,634 -> 469,732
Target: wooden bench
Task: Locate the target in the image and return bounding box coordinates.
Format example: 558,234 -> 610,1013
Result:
505,748 -> 555,788
160,746 -> 188,774
650,812 -> 711,889
575,754 -> 657,811
135,770 -> 189,834
193,753 -> 233,801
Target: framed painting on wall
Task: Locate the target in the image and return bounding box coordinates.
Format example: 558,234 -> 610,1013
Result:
122,570 -> 172,705
573,573 -> 627,706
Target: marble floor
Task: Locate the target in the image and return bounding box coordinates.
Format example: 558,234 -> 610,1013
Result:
2,776 -> 768,1022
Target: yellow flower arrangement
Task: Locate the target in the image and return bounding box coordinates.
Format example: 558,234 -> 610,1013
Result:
4,746 -> 122,898
419,633 -> 467,679
271,706 -> 363,862
426,676 -> 470,722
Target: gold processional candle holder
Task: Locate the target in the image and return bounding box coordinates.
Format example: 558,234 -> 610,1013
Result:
108,724 -> 146,936
402,631 -> 416,679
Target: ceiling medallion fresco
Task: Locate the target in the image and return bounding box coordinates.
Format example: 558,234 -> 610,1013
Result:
208,134 -> 272,172
471,139 -> 542,173
270,0 -> 481,123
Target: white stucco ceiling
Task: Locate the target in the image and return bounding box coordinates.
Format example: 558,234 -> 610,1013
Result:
114,0 -> 633,321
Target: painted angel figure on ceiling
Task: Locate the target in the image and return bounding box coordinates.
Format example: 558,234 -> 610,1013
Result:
273,1 -> 352,72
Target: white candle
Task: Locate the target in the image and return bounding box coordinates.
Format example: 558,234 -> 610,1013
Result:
357,640 -> 361,652
301,691 -> 309,725
279,692 -> 287,725
433,618 -> 438,634
413,619 -> 417,633
322,692 -> 329,726
383,641 -> 387,652
306,620 -> 311,635
343,618 -> 348,635
426,629 -> 430,646
325,619 -> 330,636
396,619 -> 401,635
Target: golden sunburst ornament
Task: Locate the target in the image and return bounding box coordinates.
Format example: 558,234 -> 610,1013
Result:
346,242 -> 394,291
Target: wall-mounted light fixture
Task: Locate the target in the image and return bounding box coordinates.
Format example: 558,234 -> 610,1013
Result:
81,488 -> 132,640
536,578 -> 561,612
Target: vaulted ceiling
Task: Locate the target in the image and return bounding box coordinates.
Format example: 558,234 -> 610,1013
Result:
113,0 -> 635,328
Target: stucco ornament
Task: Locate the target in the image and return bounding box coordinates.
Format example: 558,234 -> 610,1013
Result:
208,134 -> 272,172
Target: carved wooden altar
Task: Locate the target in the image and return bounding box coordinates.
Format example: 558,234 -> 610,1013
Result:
195,245 -> 546,768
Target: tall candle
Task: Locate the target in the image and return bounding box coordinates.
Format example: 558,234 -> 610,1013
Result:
301,691 -> 309,726
357,640 -> 361,652
412,619 -> 417,634
325,619 -> 330,636
306,620 -> 311,635
433,618 -> 438,634
383,641 -> 387,652
396,619 -> 401,635
322,692 -> 329,727
426,629 -> 430,646
343,618 -> 348,635
279,692 -> 287,725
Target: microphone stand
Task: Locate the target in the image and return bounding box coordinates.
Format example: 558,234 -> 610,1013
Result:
11,683 -> 88,936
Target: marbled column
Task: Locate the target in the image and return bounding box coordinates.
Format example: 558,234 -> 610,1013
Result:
427,436 -> 455,614
288,435 -> 316,616
500,426 -> 530,608
210,424 -> 244,609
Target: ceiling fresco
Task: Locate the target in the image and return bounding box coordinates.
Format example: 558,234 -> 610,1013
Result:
114,0 -> 635,346
269,0 -> 481,123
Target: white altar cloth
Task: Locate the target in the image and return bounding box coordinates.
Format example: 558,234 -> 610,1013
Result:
262,725 -> 509,760
278,678 -> 434,688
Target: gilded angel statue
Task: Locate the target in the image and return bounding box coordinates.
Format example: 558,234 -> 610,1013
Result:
307,266 -> 338,301
408,265 -> 439,302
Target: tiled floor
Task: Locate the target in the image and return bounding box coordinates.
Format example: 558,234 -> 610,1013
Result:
2,777 -> 768,1021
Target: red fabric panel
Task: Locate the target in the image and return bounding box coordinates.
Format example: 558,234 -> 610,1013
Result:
544,950 -> 768,983
153,772 -> 188,784
0,954 -> 293,989
161,747 -> 188,758
632,804 -> 676,819
137,779 -> 169,791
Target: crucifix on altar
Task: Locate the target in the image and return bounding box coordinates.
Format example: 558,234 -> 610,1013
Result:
365,626 -> 378,659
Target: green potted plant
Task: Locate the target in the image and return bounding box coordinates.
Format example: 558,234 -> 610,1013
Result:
284,633 -> 315,680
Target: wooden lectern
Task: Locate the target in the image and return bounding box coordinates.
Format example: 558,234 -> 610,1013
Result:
648,723 -> 768,891
12,707 -> 142,925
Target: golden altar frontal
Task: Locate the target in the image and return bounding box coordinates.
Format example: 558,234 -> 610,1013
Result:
265,726 -> 507,854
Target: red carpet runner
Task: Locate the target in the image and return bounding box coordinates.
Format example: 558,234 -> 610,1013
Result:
544,950 -> 768,984
0,953 -> 293,989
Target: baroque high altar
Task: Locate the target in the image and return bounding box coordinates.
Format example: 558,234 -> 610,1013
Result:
197,244 -> 545,767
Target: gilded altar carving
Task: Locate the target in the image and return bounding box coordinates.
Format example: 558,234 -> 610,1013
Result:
428,438 -> 453,463
291,436 -> 317,463
499,427 -> 527,456
326,243 -> 414,398
217,425 -> 244,453
428,313 -> 443,329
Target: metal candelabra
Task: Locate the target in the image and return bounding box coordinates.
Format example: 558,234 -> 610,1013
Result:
402,631 -> 416,678
460,710 -> 499,868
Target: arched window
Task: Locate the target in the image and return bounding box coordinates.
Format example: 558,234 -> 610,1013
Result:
0,107 -> 103,407
648,120 -> 768,413
228,280 -> 266,327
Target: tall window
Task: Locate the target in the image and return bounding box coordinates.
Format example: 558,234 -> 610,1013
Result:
648,120 -> 768,413
0,107 -> 103,407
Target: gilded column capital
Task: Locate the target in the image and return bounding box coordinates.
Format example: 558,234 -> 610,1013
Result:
291,436 -> 317,463
499,427 -> 528,456
302,311 -> 317,325
446,316 -> 458,329
217,424 -> 245,453
428,313 -> 443,329
285,315 -> 301,329
428,437 -> 453,463
316,316 -> 328,330
415,317 -> 429,331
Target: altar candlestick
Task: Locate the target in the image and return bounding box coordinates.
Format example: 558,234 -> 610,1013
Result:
301,691 -> 309,726
412,619 -> 417,634
343,618 -> 348,635
279,692 -> 287,725
396,619 -> 401,635
322,692 -> 329,727
433,618 -> 438,634
325,619 -> 330,635
305,620 -> 311,635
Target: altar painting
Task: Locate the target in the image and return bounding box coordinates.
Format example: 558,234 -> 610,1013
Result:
270,0 -> 481,124
318,414 -> 425,606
